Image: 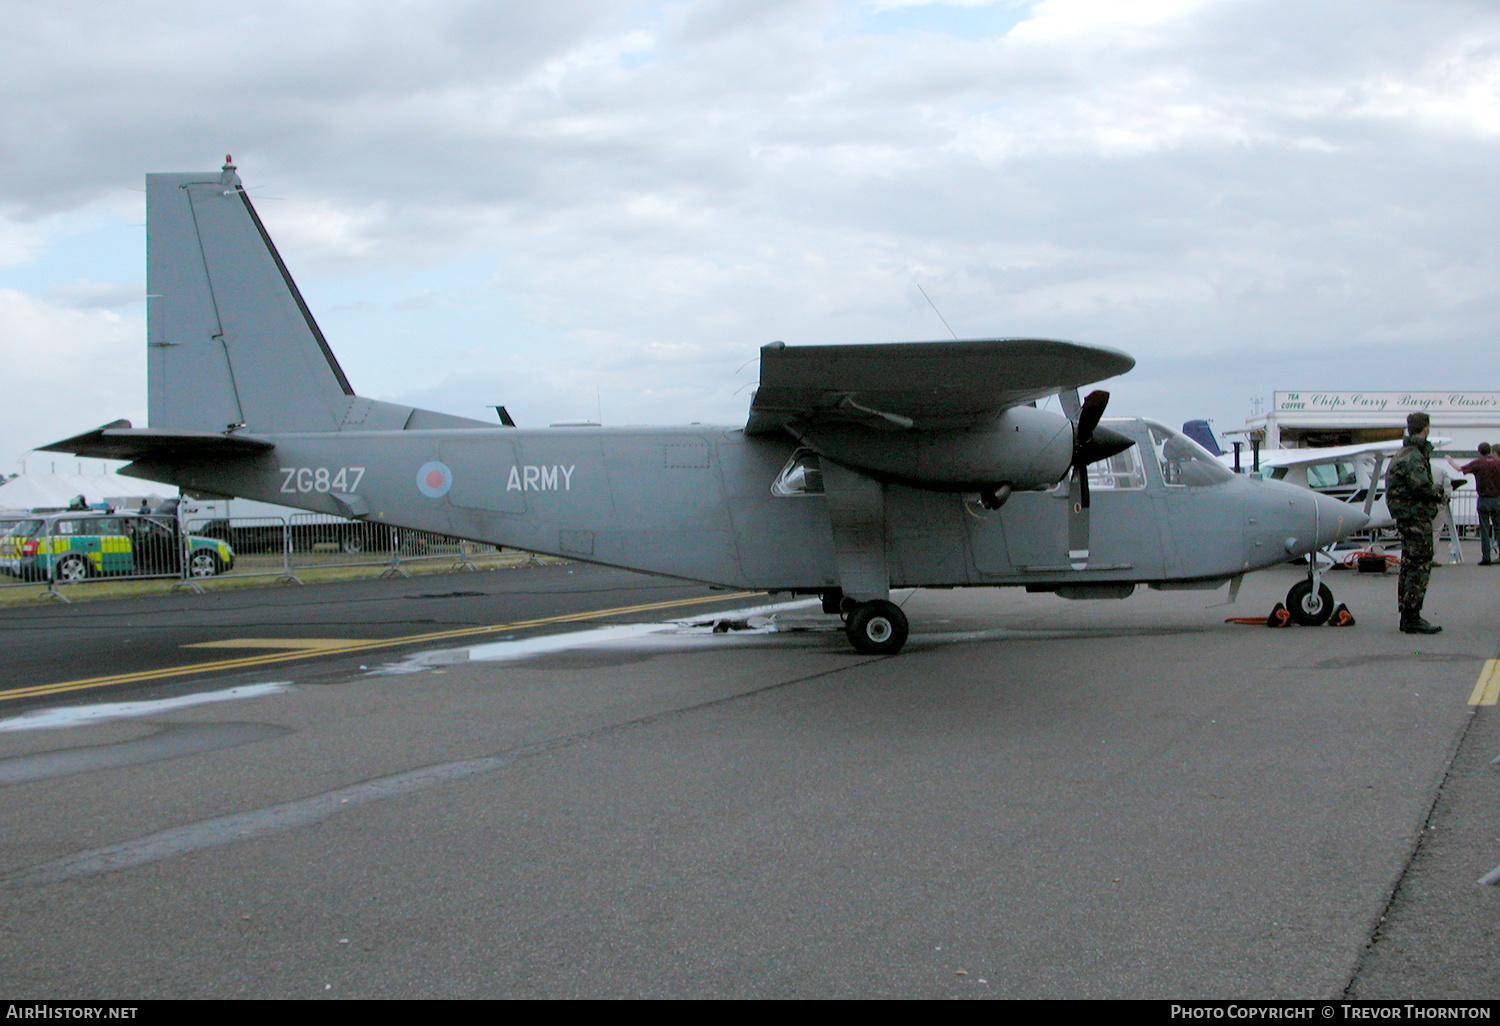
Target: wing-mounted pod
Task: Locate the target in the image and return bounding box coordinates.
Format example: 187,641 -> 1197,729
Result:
746,338 -> 1136,506
792,406 -> 1075,493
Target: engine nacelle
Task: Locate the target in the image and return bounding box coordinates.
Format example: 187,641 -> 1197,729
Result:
795,405 -> 1074,492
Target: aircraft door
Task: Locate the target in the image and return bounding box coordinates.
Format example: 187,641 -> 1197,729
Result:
997,491 -> 1070,571
887,487 -> 972,585
1146,423 -> 1244,578
1158,487 -> 1246,577
1078,442 -> 1164,577
973,439 -> 1162,577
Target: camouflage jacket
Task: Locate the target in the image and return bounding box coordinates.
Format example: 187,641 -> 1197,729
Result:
1386,436 -> 1444,522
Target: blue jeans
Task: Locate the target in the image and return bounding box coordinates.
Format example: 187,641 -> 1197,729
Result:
1480,496 -> 1500,563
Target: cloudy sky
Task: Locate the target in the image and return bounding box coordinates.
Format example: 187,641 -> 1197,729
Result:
3,0 -> 1498,474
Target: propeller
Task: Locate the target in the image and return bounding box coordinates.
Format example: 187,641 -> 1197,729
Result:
1063,389 -> 1135,569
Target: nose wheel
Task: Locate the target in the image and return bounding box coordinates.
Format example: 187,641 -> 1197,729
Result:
844,600 -> 909,655
1283,545 -> 1347,626
1285,578 -> 1336,626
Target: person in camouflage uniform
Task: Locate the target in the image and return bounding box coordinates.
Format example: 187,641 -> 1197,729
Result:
1386,411 -> 1445,634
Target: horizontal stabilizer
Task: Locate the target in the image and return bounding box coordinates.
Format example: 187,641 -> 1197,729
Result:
747,338 -> 1135,435
39,420 -> 274,462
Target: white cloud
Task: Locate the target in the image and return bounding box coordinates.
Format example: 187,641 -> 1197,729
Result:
0,289 -> 145,470
0,218 -> 45,268
1,0 -> 1500,471
1009,0 -> 1217,44
43,280 -> 145,310
865,1 -> 1025,8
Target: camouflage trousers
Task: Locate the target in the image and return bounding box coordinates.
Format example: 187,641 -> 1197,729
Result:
1397,517 -> 1435,619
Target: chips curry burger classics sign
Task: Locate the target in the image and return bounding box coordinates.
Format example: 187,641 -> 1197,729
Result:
1274,392 -> 1500,413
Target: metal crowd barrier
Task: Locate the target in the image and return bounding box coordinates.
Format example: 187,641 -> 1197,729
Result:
183,514 -> 501,582
1,511 -> 504,599
1449,492 -> 1478,535
184,516 -> 296,582
0,513 -> 216,600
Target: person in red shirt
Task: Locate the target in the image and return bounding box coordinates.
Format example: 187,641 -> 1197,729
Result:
1461,442 -> 1500,565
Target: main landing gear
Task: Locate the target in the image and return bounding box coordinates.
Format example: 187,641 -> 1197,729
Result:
824,591 -> 909,655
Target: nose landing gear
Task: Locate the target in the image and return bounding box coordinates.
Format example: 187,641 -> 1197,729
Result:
1286,577 -> 1336,626
1276,548 -> 1353,626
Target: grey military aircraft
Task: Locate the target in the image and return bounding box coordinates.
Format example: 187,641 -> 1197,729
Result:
44,159 -> 1368,653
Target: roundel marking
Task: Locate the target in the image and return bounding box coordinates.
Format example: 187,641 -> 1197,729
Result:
416,461 -> 453,499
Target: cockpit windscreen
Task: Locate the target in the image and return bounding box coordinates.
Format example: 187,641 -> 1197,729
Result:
1146,422 -> 1234,487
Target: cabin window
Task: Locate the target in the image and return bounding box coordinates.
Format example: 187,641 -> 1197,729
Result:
1147,424 -> 1233,487
1305,462 -> 1357,489
772,450 -> 825,497
1085,445 -> 1147,491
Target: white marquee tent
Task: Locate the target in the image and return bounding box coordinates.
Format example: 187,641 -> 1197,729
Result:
0,472 -> 173,513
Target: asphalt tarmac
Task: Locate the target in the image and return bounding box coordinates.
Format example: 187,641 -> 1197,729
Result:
0,557 -> 1496,999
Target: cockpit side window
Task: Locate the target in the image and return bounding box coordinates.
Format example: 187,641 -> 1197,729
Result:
1085,444 -> 1147,491
772,449 -> 825,497
1147,424 -> 1234,487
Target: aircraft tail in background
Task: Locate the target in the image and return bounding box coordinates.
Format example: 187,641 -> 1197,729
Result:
1181,419 -> 1224,456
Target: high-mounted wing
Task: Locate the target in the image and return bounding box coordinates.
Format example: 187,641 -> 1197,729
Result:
746,338 -> 1135,435
1249,439 -> 1410,469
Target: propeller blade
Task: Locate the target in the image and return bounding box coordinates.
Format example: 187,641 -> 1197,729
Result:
1065,390 -> 1115,570
1059,388 -> 1081,420
1076,389 -> 1109,442
1068,474 -> 1090,570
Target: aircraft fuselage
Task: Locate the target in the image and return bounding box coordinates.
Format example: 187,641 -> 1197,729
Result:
128,416 -> 1358,596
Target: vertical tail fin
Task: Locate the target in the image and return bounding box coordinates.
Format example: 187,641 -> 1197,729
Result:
1181,419 -> 1224,456
147,158 -> 355,434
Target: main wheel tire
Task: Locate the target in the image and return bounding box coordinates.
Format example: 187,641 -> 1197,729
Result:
188,550 -> 223,578
844,600 -> 909,655
1286,579 -> 1335,626
55,554 -> 91,583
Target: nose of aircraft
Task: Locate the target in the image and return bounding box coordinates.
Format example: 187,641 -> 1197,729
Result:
1315,491 -> 1369,547
1281,490 -> 1370,557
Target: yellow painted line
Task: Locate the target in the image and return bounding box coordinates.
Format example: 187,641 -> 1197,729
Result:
0,591 -> 762,704
1468,659 -> 1500,706
184,639 -> 367,651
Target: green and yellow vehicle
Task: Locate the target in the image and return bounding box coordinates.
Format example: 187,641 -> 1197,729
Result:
0,512 -> 234,582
